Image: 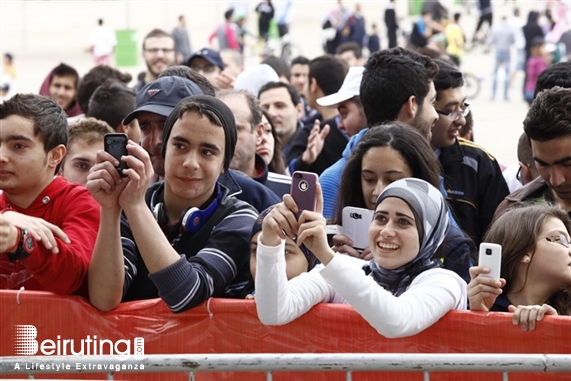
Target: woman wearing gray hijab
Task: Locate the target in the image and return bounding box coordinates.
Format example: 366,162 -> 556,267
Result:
255,178 -> 467,338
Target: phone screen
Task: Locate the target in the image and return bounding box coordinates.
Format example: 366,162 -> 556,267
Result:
104,133 -> 128,177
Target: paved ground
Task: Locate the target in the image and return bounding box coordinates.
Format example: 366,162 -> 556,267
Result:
1,0 -> 548,166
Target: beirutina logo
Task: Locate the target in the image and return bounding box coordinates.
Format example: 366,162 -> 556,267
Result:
12,325 -> 144,361
13,325 -> 38,355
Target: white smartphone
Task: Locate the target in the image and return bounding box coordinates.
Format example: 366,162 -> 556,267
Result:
478,243 -> 502,280
342,206 -> 374,250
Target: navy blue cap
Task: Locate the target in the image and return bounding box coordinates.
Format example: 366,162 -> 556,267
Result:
123,76 -> 203,124
187,48 -> 225,71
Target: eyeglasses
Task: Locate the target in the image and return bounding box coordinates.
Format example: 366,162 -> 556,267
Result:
516,163 -> 532,183
144,48 -> 175,54
539,234 -> 570,248
436,103 -> 471,121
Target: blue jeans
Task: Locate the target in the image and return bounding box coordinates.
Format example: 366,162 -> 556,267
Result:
492,50 -> 511,99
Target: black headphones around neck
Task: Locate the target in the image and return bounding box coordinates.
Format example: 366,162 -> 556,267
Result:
152,183 -> 223,233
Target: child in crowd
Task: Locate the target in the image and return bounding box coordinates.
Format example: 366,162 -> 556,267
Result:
366,24 -> 381,54
468,203 -> 571,331
255,177 -> 467,338
331,124 -> 474,282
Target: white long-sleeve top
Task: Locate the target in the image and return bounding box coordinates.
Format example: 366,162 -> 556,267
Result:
255,238 -> 467,338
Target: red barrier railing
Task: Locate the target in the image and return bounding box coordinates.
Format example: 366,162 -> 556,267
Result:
1,290 -> 570,381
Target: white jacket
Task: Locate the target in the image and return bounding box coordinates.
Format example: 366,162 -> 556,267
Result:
255,238 -> 467,338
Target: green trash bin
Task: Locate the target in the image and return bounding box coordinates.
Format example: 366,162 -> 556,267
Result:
268,19 -> 280,40
408,0 -> 424,16
115,29 -> 138,67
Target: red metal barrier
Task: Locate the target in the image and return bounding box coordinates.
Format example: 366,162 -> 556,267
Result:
1,290 -> 570,381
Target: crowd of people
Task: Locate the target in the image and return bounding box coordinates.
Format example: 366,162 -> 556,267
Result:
404,0 -> 571,103
1,1 -> 571,339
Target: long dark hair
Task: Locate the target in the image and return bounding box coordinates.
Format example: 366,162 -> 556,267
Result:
262,110 -> 286,174
484,203 -> 571,315
335,122 -> 441,224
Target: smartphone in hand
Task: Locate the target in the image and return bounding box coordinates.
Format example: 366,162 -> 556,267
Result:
290,171 -> 318,214
342,206 -> 374,250
478,242 -> 502,280
104,133 -> 129,177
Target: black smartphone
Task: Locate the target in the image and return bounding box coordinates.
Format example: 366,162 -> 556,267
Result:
104,133 -> 128,177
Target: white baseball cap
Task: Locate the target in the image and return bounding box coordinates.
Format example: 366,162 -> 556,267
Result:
316,66 -> 364,107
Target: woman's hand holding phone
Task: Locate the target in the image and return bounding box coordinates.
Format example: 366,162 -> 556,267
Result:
261,197 -> 300,247
296,182 -> 336,265
332,235 -> 373,260
467,266 -> 507,311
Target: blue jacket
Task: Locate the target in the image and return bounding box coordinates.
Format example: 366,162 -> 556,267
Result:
320,127 -> 460,231
320,128 -> 369,220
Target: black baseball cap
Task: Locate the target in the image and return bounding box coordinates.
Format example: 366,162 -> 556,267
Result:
186,48 -> 225,71
123,76 -> 203,124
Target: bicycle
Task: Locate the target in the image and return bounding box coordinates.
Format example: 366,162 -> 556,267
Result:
462,71 -> 483,100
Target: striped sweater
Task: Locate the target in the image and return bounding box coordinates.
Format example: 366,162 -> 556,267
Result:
121,182 -> 258,312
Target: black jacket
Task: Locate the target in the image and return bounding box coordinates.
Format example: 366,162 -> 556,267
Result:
439,138 -> 510,245
286,116 -> 348,176
218,169 -> 280,213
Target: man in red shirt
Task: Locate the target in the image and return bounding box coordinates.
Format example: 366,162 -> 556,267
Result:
0,94 -> 100,296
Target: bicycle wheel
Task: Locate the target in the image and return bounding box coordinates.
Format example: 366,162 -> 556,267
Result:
463,72 -> 481,100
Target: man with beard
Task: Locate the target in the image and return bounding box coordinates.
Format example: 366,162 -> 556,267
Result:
124,76 -> 201,178
134,29 -> 176,92
318,47 -> 440,219
359,48 -> 439,141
